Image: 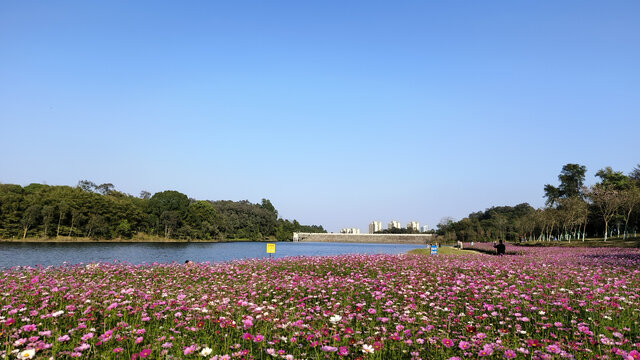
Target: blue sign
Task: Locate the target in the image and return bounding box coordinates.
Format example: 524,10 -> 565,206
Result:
430,245 -> 437,255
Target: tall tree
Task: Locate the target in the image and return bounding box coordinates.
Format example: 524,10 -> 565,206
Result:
595,167 -> 632,190
56,202 -> 69,237
42,205 -> 55,238
585,185 -> 622,241
630,164 -> 640,183
544,164 -> 587,205
619,187 -> 640,239
21,205 -> 40,239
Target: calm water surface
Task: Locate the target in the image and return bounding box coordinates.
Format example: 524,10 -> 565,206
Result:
0,242 -> 424,268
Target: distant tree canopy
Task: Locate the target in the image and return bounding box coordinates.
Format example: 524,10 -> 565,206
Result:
439,163 -> 640,242
0,181 -> 325,241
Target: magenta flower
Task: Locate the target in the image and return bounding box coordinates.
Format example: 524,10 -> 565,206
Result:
139,349 -> 151,358
21,324 -> 37,332
441,338 -> 454,348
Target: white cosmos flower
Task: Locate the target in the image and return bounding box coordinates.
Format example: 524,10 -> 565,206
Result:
17,349 -> 36,359
329,314 -> 342,324
200,347 -> 212,356
362,344 -> 375,354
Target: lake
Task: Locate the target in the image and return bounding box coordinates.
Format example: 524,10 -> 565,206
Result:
0,241 -> 425,268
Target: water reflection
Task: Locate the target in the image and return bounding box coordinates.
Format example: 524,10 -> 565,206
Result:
0,242 -> 423,268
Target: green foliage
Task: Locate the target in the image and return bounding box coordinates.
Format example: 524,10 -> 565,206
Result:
544,163 -> 586,205
442,163 -> 640,242
274,218 -> 327,241
0,182 -> 324,242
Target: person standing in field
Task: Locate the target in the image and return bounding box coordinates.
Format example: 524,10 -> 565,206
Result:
493,240 -> 506,255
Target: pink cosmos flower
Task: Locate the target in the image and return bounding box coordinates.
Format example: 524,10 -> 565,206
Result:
442,338 -> 454,348
459,341 -> 470,350
504,349 -> 516,359
21,324 -> 37,332
338,346 -> 348,356
183,344 -> 196,355
546,344 -> 561,354
321,346 -> 338,352
139,349 -> 151,358
57,335 -> 70,342
243,318 -> 253,329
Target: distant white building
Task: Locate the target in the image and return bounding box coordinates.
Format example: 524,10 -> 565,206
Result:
388,221 -> 401,230
340,228 -> 360,234
369,221 -> 382,234
421,225 -> 429,232
407,221 -> 420,231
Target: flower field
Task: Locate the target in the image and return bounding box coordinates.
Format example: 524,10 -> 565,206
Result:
1,246 -> 639,359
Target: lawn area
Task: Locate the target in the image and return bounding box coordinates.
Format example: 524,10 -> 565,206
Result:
408,246 -> 476,256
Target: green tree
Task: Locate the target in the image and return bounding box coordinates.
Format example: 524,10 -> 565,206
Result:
619,187 -> 640,239
595,167 -> 632,190
42,205 -> 56,238
544,164 -> 587,205
116,220 -> 132,239
585,185 -> 622,241
21,205 -> 40,239
161,211 -> 179,238
56,202 -> 69,237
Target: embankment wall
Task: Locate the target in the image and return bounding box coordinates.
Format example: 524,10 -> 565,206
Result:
294,233 -> 434,244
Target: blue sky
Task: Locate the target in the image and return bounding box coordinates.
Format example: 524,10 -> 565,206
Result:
1,1 -> 639,232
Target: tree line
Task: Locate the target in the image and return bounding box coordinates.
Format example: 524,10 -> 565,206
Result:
437,163 -> 640,242
0,180 -> 326,241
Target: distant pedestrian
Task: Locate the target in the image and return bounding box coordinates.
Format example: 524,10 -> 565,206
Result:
493,240 -> 506,255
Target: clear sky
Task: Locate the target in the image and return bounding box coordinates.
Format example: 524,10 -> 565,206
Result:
1,1 -> 639,232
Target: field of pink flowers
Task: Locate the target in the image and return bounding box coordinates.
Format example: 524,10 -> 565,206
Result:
1,246 -> 639,360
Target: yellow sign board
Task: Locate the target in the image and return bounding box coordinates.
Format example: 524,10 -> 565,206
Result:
266,243 -> 276,254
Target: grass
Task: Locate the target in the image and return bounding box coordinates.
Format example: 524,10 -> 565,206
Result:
408,246 -> 475,256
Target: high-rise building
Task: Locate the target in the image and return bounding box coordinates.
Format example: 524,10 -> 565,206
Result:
407,221 -> 420,231
388,220 -> 401,229
421,225 -> 429,232
340,228 -> 360,234
369,221 -> 382,234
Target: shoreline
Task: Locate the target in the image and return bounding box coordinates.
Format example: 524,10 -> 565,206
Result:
0,237 -> 263,244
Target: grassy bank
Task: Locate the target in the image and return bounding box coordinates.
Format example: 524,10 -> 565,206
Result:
408,246 -> 475,256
